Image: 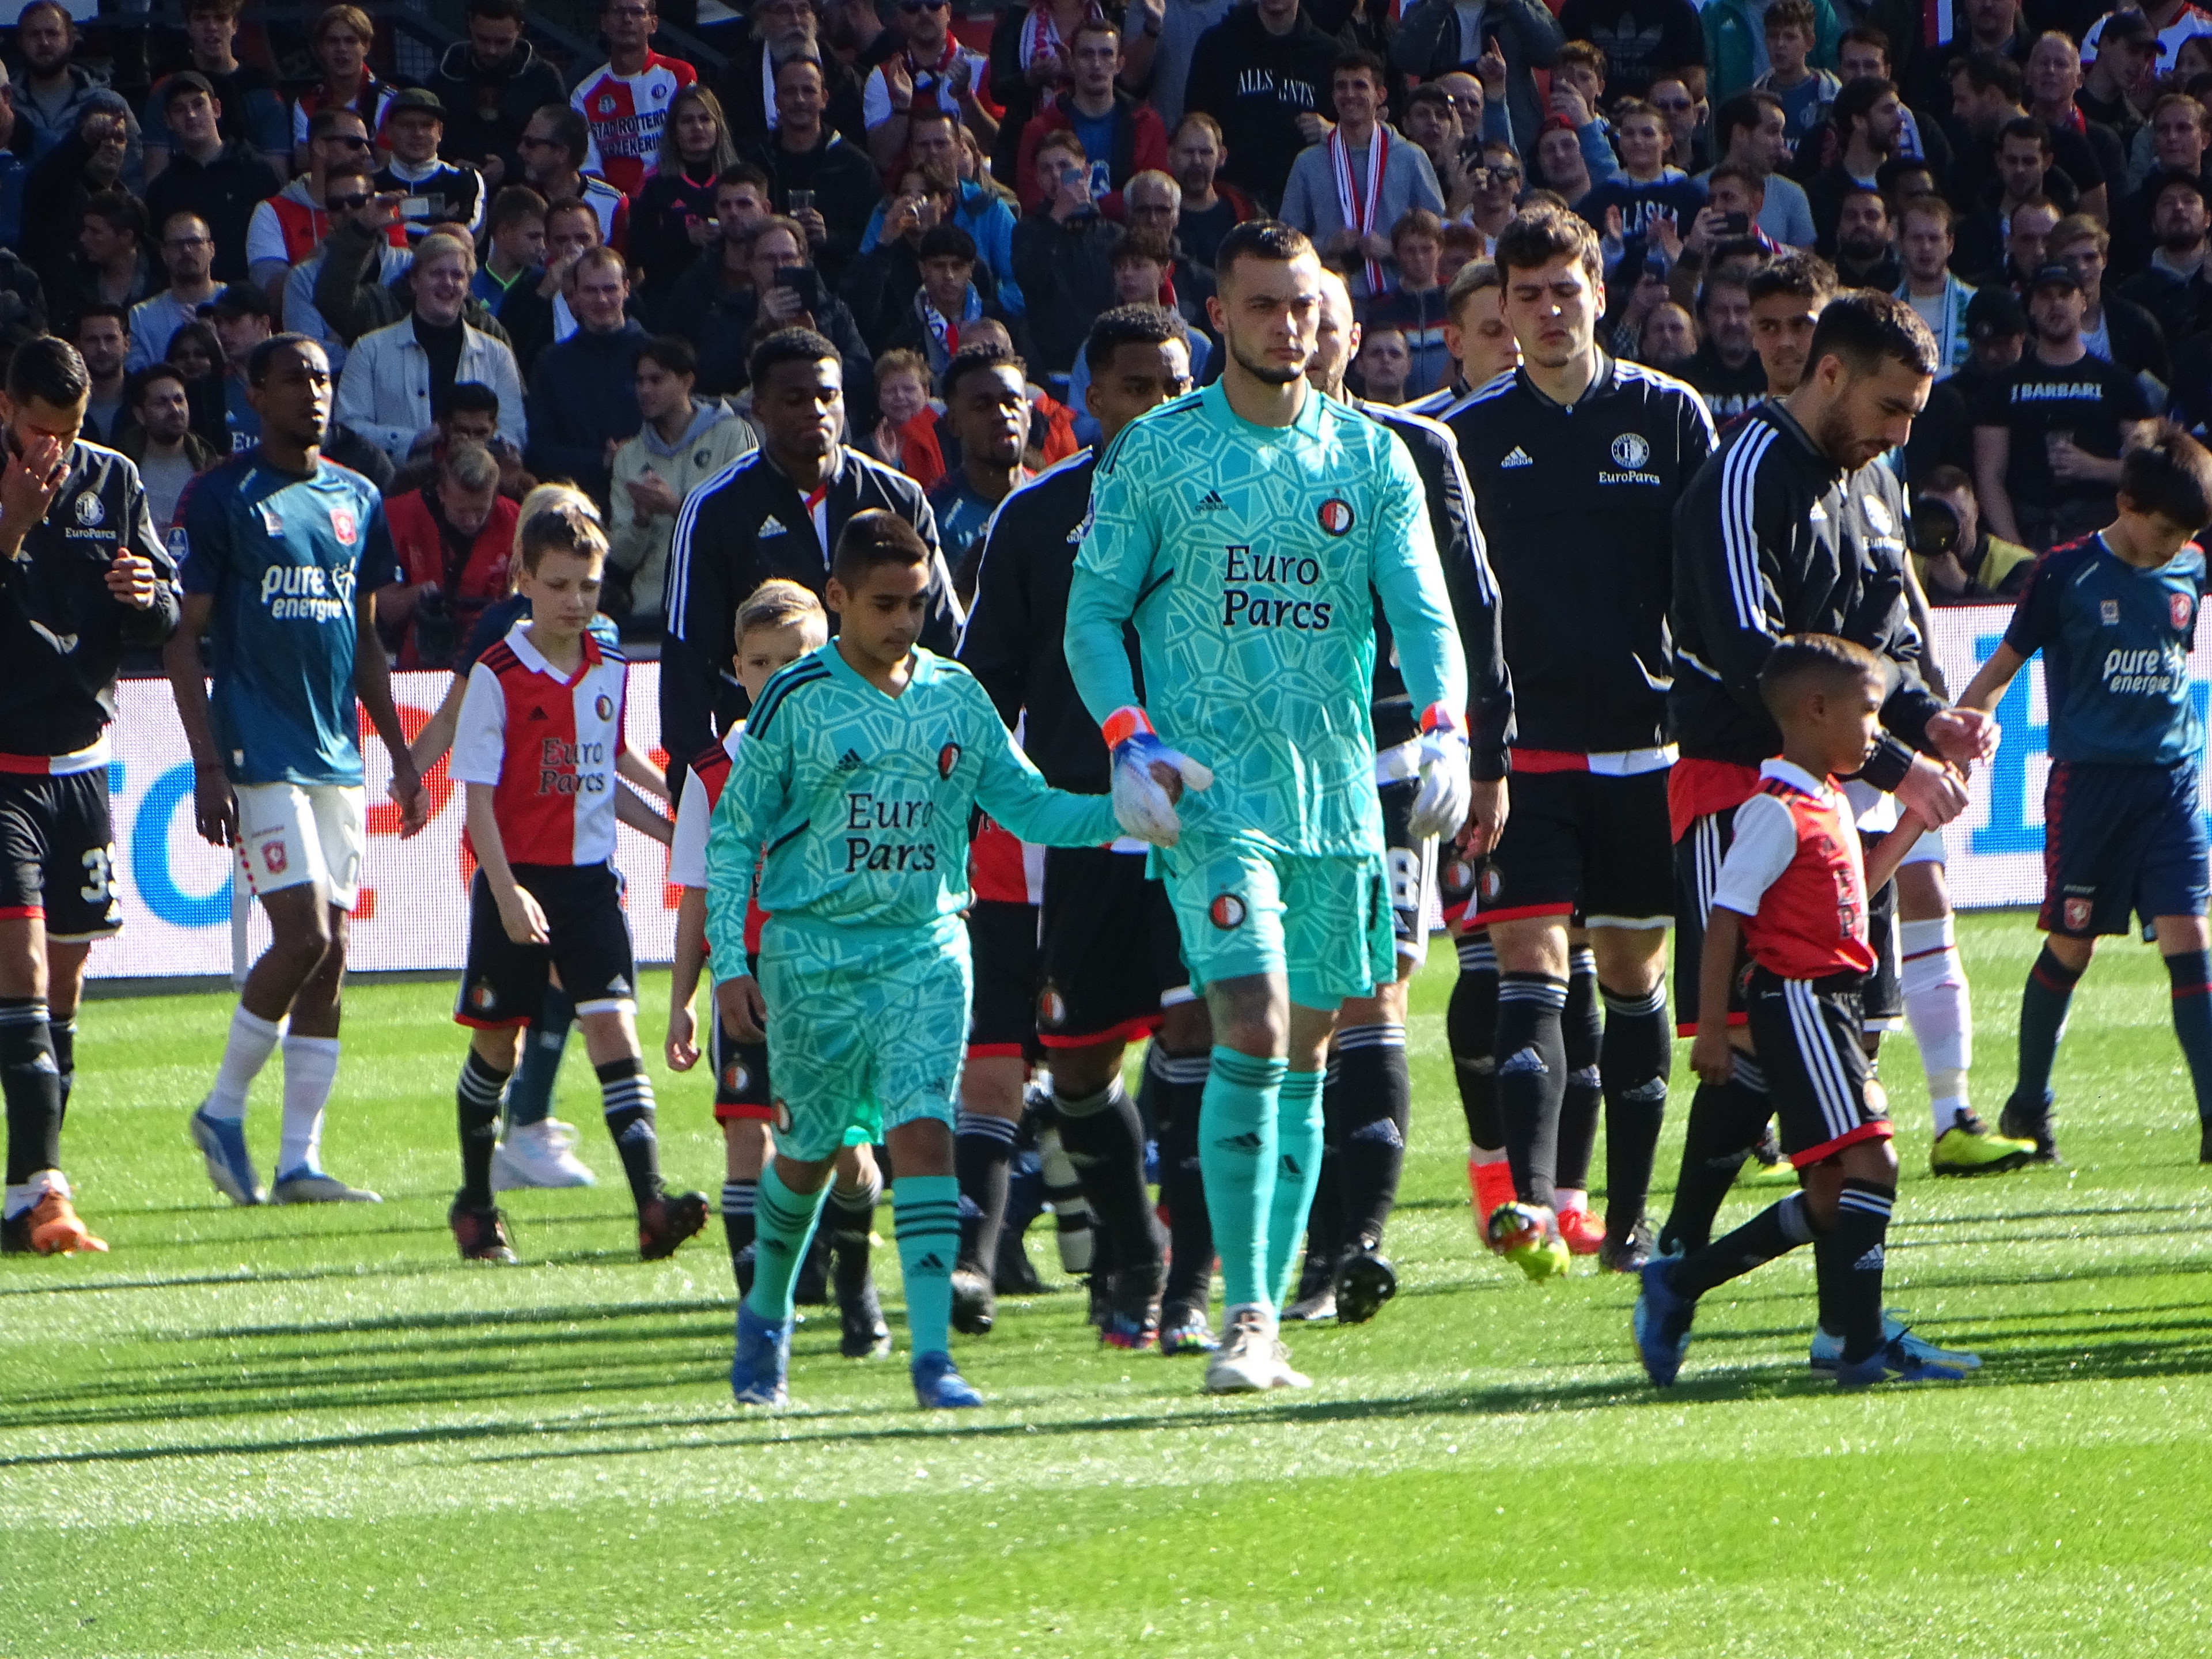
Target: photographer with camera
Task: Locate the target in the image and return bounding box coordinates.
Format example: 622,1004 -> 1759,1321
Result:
1912,464 -> 2035,604
377,441 -> 518,670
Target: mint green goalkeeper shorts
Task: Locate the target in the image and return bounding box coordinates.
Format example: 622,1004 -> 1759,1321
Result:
1158,832 -> 1395,1012
756,918 -> 971,1163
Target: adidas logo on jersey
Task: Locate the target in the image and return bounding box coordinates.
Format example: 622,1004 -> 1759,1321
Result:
1498,1046 -> 1549,1077
759,514 -> 788,537
836,748 -> 865,771
1198,488 -> 1228,510
1501,447 -> 1533,468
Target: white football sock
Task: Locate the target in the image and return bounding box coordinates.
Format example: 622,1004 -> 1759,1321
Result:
203,1007 -> 283,1120
1900,917 -> 1972,1135
3,1169 -> 67,1218
277,1035 -> 342,1172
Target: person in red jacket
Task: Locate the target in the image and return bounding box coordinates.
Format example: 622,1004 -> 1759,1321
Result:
1014,19 -> 1166,218
376,440 -> 520,669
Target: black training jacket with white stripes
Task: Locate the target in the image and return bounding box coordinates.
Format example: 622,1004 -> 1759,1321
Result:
1668,400 -> 1944,790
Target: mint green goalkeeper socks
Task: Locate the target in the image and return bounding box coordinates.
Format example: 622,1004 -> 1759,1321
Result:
1200,1046 -> 1287,1312
744,1163 -> 830,1324
894,1174 -> 961,1358
1265,1069 -> 1326,1306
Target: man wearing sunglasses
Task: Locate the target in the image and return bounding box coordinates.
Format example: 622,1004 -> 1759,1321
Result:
246,107 -> 391,321
863,0 -> 999,171
282,164 -> 414,375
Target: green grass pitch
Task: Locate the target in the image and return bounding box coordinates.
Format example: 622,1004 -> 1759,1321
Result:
5,910 -> 2212,1657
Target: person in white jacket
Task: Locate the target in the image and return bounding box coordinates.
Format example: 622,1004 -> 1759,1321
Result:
335,230 -> 527,463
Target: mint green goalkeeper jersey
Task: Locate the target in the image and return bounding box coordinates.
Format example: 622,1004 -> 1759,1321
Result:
1065,382 -> 1469,858
703,642 -> 1120,977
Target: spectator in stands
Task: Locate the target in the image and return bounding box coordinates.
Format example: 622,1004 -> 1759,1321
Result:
1897,194 -> 1975,376
1986,194 -> 2061,290
1279,51 -> 1444,300
493,198 -> 604,373
378,441 -> 520,669
524,246 -> 649,505
1145,0 -> 1232,135
1913,463 -> 2035,600
1908,0 -> 2032,110
2113,94 -> 2212,272
725,214 -> 873,407
385,380 -> 533,498
1400,85 -> 1464,206
474,186 -> 547,313
571,0 -> 697,202
1580,97 -> 1707,286
862,0 -> 998,172
1819,28 -> 1949,174
283,162 -> 407,374
338,230 -> 528,463
1014,20 -> 1168,215
1706,93 -> 1813,249
718,0 -> 868,146
71,303 -> 130,444
1532,115 -> 1597,207
11,2 -> 139,172
209,282 -> 272,450
1187,0 -> 1342,209
144,0 -> 289,181
48,191 -> 153,331
1013,130 -> 1122,380
858,105 -> 1025,309
1973,262 -> 2152,550
1954,116 -> 2078,275
0,65 -> 30,253
22,96 -> 134,278
2047,213 -> 2167,386
1121,169 -> 1218,338
877,222 -> 1002,375
1364,207 -> 1450,395
1393,0 -> 1561,153
865,346 -> 940,480
1083,231 -> 1211,389
125,214 -> 217,373
633,86 -> 736,305
1830,185 -> 1902,287
2118,173 -> 2212,346
164,317 -> 229,453
116,363 -> 218,528
376,89 -> 486,240
1752,0 -> 1839,152
2026,35 -> 2124,186
290,5 -> 394,171
314,192 -> 513,353
608,334 -> 756,628
1801,77 -> 1899,255
2077,9 -> 2156,142
428,0 -> 567,191
1684,265 -> 1764,418
753,56 -> 884,288
247,107 -> 377,316
142,74 -> 282,285
1648,75 -> 1709,175
1638,297 -> 1698,371
1161,115 -> 1247,279
658,204 -> 759,393
1701,0 -> 1836,105
520,104 -> 630,251
1559,0 -> 1705,101
1948,54 -> 2101,222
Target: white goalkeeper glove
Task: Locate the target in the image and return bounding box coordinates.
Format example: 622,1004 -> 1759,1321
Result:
1103,707 -> 1213,847
1407,703 -> 1472,841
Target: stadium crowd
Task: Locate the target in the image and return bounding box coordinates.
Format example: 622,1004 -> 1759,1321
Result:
9,0 -> 2212,1407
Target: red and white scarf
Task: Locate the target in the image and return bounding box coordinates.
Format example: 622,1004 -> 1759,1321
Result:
1330,122 -> 1389,293
1020,1 -> 1101,70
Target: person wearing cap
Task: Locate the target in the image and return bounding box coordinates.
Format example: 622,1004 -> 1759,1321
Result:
2084,0 -> 2212,87
245,107 -> 387,319
2119,170 -> 2212,346
375,88 -> 487,240
2078,9 -> 2156,142
141,71 -> 284,285
143,0 -> 291,183
1972,260 -> 2154,551
1903,284 -> 2027,479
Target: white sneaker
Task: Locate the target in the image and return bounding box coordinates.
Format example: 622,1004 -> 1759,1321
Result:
1270,1336 -> 1312,1389
1204,1308 -> 1282,1394
492,1119 -> 597,1190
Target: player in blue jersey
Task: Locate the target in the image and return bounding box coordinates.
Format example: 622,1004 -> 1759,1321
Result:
1957,424 -> 2212,1166
1065,221 -> 1473,1394
164,335 -> 427,1209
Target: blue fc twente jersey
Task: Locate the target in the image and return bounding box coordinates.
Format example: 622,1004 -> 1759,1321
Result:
2003,533 -> 2210,767
177,452 -> 396,786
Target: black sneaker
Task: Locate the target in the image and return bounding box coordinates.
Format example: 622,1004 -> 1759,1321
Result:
950,1259 -> 996,1335
1100,1260 -> 1166,1350
1749,1123 -> 1784,1167
993,1225 -> 1043,1295
449,1195 -> 517,1263
793,1228 -> 832,1304
838,1272 -> 893,1358
1598,1216 -> 1655,1274
638,1189 -> 709,1261
1998,1093 -> 2060,1164
1332,1240 -> 1399,1325
1283,1251 -> 1336,1322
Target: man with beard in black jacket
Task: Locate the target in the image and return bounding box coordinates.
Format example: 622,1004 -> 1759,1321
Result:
1181,0 -> 1341,210
426,0 -> 568,190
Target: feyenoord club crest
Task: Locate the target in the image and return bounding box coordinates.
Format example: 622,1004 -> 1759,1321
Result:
598,94 -> 617,114
1209,892 -> 1247,930
1037,984 -> 1067,1028
1478,862 -> 1505,903
595,692 -> 615,721
2063,896 -> 2092,931
938,741 -> 961,779
1316,498 -> 1355,536
329,506 -> 357,546
469,980 -> 496,1010
74,491 -> 103,527
2174,593 -> 2195,631
723,1061 -> 749,1095
1609,433 -> 1649,469
1442,856 -> 1475,896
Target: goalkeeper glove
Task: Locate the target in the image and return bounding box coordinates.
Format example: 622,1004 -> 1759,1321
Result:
1103,707 -> 1213,846
1407,703 -> 1472,840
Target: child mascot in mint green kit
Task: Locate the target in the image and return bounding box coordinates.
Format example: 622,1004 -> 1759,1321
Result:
705,510 -> 1175,1409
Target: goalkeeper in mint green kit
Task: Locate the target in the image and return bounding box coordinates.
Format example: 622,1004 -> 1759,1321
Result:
707,511 -> 1137,1410
1067,221 -> 1474,1394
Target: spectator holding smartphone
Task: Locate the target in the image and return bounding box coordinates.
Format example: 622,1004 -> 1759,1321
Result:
1012,131 -> 1121,383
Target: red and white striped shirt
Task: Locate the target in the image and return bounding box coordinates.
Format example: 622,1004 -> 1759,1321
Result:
571,53 -> 697,199
451,623 -> 628,866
